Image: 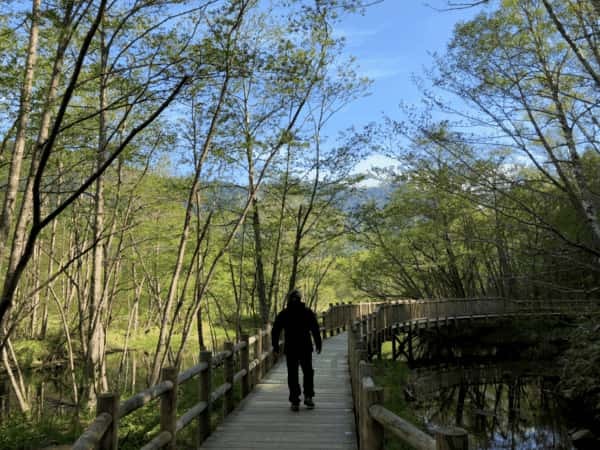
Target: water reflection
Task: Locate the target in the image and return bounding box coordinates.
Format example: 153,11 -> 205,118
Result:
409,364 -> 574,450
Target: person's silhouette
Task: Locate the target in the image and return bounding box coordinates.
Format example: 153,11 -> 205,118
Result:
272,289 -> 322,411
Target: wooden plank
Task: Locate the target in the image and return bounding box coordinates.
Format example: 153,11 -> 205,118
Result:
200,333 -> 358,450
202,444 -> 355,449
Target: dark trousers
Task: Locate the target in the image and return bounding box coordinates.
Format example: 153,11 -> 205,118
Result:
285,352 -> 314,404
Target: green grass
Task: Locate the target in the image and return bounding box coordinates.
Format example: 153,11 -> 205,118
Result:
3,315 -> 264,449
116,362 -> 242,449
372,342 -> 424,450
11,339 -> 52,368
0,413 -> 84,449
106,315 -> 262,354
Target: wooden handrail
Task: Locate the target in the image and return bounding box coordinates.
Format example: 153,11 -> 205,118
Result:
118,380 -> 173,418
348,315 -> 470,450
233,341 -> 247,352
72,412 -> 113,449
73,309 -> 351,450
369,404 -> 435,450
72,324 -> 278,450
139,431 -> 171,450
210,382 -> 232,403
72,298 -> 589,449
177,361 -> 208,384
176,401 -> 207,432
344,297 -> 598,450
233,368 -> 247,384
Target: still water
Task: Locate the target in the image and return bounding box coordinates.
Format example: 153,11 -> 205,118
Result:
408,363 -> 579,449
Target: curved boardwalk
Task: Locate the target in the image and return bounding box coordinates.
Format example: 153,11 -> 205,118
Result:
200,332 -> 357,450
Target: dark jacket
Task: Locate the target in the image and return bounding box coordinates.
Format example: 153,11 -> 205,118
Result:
272,301 -> 322,355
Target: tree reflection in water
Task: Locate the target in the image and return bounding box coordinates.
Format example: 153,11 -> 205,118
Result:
410,364 -> 574,449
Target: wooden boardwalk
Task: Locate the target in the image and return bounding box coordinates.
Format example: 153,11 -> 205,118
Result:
200,332 -> 357,450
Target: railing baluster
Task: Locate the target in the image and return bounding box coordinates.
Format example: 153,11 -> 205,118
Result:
198,351 -> 212,446
224,342 -> 234,414
75,297 -> 596,449
256,329 -> 263,381
98,392 -> 119,450
160,367 -> 178,450
435,427 -> 468,450
241,334 -> 250,398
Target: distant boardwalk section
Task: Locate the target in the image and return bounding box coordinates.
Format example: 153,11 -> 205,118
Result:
200,332 -> 357,450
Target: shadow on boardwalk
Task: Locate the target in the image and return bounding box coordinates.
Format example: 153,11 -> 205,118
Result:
200,332 -> 357,449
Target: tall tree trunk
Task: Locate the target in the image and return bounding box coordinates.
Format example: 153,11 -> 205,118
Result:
246,144 -> 268,324
287,136 -> 322,295
86,22 -> 109,407
288,205 -> 304,293
150,75 -> 230,384
267,148 -> 291,316
28,242 -> 41,337
40,215 -> 58,339
0,1 -> 74,341
0,0 -> 40,260
551,87 -> 600,253
1,338 -> 29,413
194,202 -> 206,351
49,286 -> 79,406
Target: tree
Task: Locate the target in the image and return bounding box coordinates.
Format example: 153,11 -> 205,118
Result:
429,0 -> 600,259
0,0 -> 189,352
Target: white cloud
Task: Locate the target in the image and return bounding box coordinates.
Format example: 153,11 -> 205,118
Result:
352,153 -> 400,187
356,57 -> 408,80
333,27 -> 381,46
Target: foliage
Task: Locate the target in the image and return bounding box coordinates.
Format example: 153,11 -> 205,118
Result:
373,342 -> 422,450
0,413 -> 82,449
0,0 -> 599,442
350,0 -> 600,302
558,319 -> 600,424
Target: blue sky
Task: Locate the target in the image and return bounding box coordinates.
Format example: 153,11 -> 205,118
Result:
327,1 -> 483,178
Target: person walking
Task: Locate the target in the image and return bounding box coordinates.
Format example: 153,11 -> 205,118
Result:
272,289 -> 322,411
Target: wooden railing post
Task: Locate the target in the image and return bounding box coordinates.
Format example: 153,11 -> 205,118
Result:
376,309 -> 383,359
381,306 -> 387,342
263,325 -> 270,372
336,302 -> 342,334
98,392 -> 119,450
266,326 -> 272,371
359,362 -> 383,450
365,315 -> 370,355
241,334 -> 250,398
435,427 -> 468,450
256,329 -> 263,381
161,367 -> 178,450
329,303 -> 335,336
367,313 -> 372,355
361,316 -> 368,350
353,343 -> 367,414
349,335 -> 357,416
265,324 -> 272,372
349,327 -> 355,361
198,351 -> 212,446
407,321 -> 414,363
224,342 -> 235,414
363,386 -> 384,450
